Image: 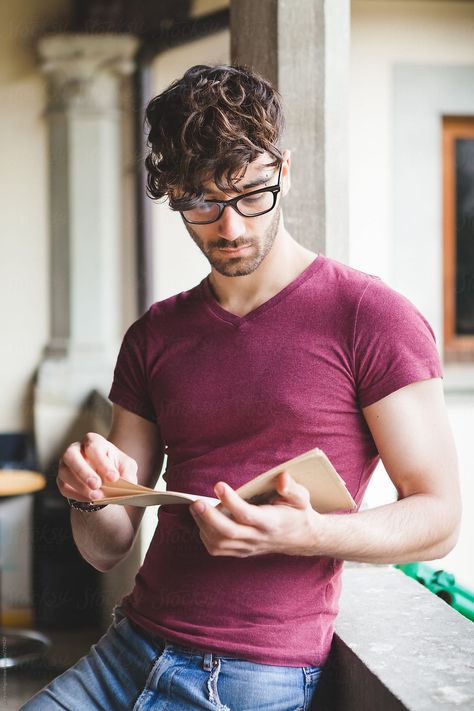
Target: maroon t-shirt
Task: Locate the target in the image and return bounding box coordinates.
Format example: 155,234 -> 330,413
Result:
108,254 -> 442,666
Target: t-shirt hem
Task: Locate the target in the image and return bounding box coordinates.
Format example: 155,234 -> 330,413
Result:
120,598 -> 331,668
108,387 -> 156,423
359,365 -> 443,408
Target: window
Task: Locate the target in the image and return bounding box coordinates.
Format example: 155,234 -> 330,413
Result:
443,117 -> 474,361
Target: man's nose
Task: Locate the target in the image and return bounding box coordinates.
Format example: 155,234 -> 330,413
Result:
216,205 -> 246,241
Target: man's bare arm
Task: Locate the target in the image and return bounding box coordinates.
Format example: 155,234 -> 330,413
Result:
312,376 -> 461,563
189,378 -> 462,563
57,404 -> 162,572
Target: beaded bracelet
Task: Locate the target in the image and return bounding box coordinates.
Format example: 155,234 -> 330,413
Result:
67,498 -> 108,512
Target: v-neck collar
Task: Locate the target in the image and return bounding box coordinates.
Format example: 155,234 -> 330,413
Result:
200,253 -> 325,326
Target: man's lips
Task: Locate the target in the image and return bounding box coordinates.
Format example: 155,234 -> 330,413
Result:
216,245 -> 252,255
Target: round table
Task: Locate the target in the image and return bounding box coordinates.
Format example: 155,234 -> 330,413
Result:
0,470 -> 51,667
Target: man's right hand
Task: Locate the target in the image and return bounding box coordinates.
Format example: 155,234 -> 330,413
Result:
57,432 -> 139,503
55,407 -> 161,571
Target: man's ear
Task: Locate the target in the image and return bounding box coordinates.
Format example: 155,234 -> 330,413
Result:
281,149 -> 291,197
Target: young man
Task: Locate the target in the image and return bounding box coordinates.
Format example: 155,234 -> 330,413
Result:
23,64 -> 461,711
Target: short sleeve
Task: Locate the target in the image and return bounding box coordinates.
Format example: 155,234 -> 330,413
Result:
108,314 -> 156,422
353,277 -> 443,408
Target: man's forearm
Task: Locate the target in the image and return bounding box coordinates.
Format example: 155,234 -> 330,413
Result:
314,494 -> 461,564
189,473 -> 461,562
71,505 -> 135,572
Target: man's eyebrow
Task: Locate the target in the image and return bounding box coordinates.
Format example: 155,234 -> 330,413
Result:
241,175 -> 271,190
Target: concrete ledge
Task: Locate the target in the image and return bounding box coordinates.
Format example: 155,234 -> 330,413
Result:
313,565 -> 474,710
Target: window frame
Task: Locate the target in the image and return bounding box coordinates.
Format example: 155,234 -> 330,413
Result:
442,116 -> 474,362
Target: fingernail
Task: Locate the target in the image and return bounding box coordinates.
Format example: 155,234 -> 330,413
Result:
90,490 -> 102,500
106,470 -> 118,481
87,477 -> 100,489
214,483 -> 225,497
193,501 -> 206,515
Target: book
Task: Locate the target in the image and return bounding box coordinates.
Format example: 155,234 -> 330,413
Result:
96,448 -> 356,514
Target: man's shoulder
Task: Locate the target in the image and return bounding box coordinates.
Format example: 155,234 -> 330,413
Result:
123,280 -> 205,340
149,281 -> 204,317
313,254 -> 379,308
317,254 -> 377,286
309,256 -> 427,332
318,255 -> 418,306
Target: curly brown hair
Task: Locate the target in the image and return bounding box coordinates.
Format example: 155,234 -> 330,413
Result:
144,64 -> 285,210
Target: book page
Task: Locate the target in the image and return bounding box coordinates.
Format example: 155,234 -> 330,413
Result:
96,448 -> 356,513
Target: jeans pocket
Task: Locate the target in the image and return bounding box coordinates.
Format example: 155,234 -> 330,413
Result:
214,658 -> 309,711
302,666 -> 322,711
207,658 -> 231,711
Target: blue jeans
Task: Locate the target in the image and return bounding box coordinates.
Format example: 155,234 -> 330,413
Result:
21,605 -> 322,710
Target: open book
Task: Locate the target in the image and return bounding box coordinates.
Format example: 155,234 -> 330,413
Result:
97,448 -> 356,514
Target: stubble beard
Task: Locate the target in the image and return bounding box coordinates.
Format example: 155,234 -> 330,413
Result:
185,206 -> 281,277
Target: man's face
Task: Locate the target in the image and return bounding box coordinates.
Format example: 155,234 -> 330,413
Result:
181,155 -> 285,277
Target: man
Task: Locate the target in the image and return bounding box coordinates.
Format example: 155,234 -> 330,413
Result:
22,64 -> 461,711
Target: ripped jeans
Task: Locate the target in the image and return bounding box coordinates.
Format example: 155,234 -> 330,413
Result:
20,605 -> 321,711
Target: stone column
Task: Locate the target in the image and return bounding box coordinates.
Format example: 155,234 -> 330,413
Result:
230,0 -> 350,260
35,35 -> 139,468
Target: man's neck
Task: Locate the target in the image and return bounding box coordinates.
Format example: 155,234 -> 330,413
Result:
208,229 -> 317,317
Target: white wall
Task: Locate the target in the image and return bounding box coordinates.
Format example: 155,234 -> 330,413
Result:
442,397 -> 474,587
0,0 -> 73,434
351,0 -> 474,588
350,0 -> 474,283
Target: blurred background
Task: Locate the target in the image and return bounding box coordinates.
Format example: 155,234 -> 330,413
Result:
0,0 -> 473,672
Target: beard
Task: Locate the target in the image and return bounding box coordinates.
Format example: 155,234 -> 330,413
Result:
184,206 -> 281,277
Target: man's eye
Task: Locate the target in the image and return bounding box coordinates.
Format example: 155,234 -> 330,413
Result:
240,194 -> 265,206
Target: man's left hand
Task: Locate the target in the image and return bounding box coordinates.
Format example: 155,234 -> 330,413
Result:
189,471 -> 323,557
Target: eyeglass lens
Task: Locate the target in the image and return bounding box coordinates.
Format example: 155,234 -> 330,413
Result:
182,190 -> 276,224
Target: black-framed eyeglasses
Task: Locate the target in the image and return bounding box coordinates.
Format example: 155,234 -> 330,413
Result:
179,164 -> 282,225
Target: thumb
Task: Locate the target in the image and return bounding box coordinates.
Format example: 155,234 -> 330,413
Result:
274,471 -> 310,509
